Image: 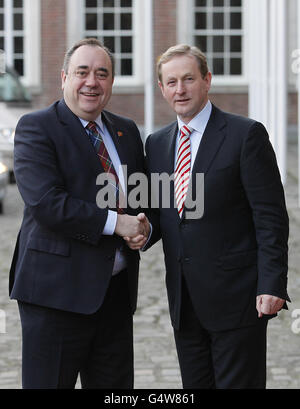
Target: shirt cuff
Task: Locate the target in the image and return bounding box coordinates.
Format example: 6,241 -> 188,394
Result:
102,210 -> 117,235
141,223 -> 153,251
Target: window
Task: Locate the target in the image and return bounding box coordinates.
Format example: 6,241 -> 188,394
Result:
0,0 -> 25,76
193,0 -> 243,77
83,0 -> 134,77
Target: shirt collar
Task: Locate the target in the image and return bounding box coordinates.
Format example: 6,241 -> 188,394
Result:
177,100 -> 212,136
79,113 -> 105,133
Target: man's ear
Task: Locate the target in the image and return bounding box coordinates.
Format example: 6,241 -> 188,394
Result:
61,70 -> 66,91
204,71 -> 212,93
158,81 -> 165,98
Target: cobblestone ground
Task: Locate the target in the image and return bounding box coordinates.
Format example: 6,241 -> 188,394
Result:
0,142 -> 300,389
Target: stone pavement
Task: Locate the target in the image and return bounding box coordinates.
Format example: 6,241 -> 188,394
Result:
0,141 -> 300,389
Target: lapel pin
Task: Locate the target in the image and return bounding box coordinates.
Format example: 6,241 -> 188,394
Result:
117,131 -> 123,137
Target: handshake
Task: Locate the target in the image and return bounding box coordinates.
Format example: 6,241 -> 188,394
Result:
115,213 -> 151,250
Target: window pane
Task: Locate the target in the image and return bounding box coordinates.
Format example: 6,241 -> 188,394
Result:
230,0 -> 242,6
0,0 -> 3,7
195,12 -> 206,29
193,0 -> 243,77
85,0 -> 97,7
230,36 -> 241,52
14,58 -> 23,75
195,36 -> 207,52
0,37 -> 4,50
121,58 -> 132,75
14,13 -> 23,30
121,13 -> 132,30
230,12 -> 242,29
84,3 -> 134,78
121,36 -> 132,53
121,0 -> 132,6
213,0 -> 224,6
103,36 -> 115,53
13,0 -> 23,7
103,13 -> 114,30
213,13 -> 224,29
103,0 -> 114,7
14,36 -> 23,53
230,58 -> 241,75
0,13 -> 3,30
86,13 -> 97,30
213,58 -> 224,75
213,36 -> 224,52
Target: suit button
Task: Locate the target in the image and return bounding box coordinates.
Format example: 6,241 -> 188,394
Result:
184,258 -> 190,263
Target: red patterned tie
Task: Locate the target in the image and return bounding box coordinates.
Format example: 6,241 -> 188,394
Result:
87,121 -> 125,213
174,125 -> 193,218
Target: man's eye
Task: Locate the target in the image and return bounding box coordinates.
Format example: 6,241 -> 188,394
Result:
96,72 -> 108,79
76,71 -> 88,77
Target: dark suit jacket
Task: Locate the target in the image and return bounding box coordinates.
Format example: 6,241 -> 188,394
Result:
145,104 -> 289,332
9,99 -> 144,315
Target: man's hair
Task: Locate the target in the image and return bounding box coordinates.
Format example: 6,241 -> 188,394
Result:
62,38 -> 115,78
157,44 -> 209,83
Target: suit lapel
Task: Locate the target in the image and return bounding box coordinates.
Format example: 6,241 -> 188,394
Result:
164,122 -> 178,175
56,100 -> 138,179
182,104 -> 226,220
161,122 -> 180,221
191,104 -> 226,176
56,99 -> 104,176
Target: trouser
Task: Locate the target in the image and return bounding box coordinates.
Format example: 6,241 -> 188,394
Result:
18,270 -> 133,389
174,277 -> 268,389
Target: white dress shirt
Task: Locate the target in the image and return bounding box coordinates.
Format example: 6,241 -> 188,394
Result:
175,100 -> 212,171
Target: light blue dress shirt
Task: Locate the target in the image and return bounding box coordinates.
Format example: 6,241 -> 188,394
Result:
79,114 -> 126,274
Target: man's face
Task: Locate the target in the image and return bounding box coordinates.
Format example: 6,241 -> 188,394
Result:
61,45 -> 114,120
159,54 -> 212,124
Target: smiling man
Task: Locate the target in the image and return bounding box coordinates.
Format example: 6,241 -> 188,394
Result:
9,38 -> 149,389
134,44 -> 290,389
61,43 -> 113,120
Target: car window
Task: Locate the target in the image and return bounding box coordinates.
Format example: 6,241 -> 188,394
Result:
0,67 -> 31,102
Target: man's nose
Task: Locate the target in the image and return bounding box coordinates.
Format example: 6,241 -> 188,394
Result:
85,72 -> 98,86
176,81 -> 185,94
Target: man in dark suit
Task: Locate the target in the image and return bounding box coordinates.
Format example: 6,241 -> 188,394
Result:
9,38 -> 149,389
128,44 -> 289,389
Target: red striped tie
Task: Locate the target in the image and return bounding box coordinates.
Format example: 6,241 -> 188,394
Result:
174,125 -> 193,218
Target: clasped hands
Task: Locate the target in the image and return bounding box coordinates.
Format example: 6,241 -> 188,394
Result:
115,213 -> 150,250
